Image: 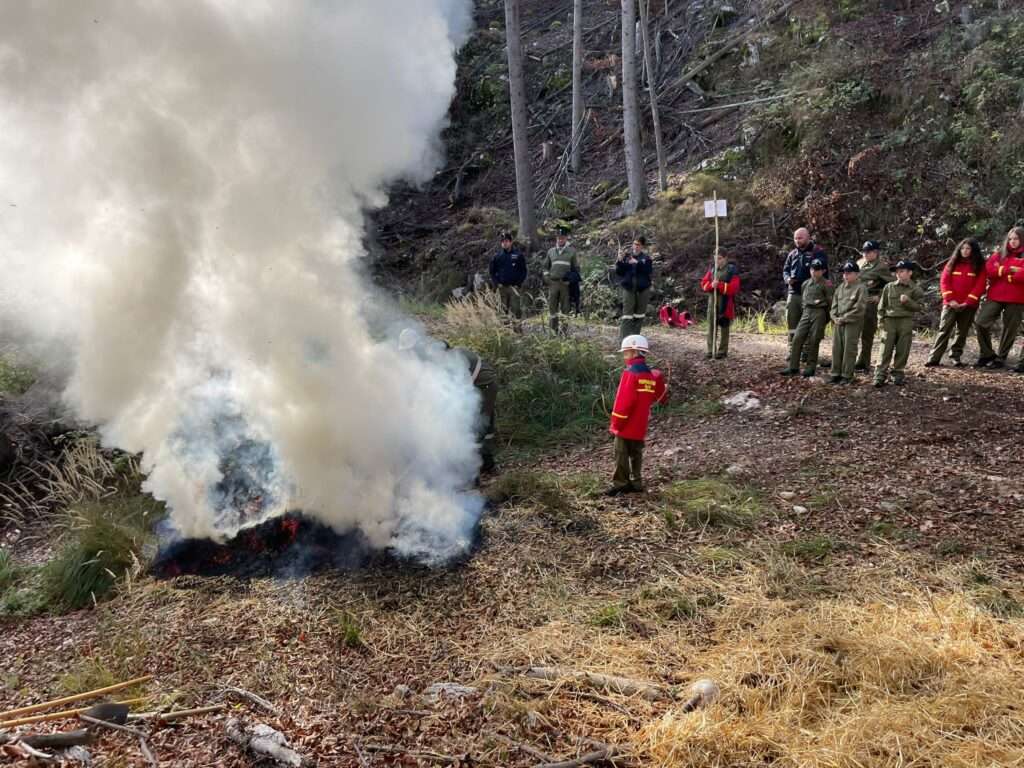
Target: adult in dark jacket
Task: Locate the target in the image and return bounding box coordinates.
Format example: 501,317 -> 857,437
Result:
781,227 -> 828,352
615,236 -> 654,340
489,231 -> 527,328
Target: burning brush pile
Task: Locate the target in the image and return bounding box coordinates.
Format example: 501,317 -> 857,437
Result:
151,512 -> 373,580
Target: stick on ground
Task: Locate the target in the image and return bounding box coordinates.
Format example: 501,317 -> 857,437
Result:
516,666 -> 670,701
0,676 -> 154,721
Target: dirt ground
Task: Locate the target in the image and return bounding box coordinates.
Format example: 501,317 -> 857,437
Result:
1,328 -> 1022,767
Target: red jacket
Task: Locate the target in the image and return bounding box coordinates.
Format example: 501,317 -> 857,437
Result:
985,247 -> 1024,304
700,268 -> 741,320
940,260 -> 986,307
609,356 -> 667,441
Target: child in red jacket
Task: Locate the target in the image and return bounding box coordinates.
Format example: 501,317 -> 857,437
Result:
925,238 -> 986,367
606,335 -> 667,496
974,226 -> 1024,369
700,250 -> 741,359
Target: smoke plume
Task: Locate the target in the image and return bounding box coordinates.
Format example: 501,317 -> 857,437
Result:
0,0 -> 482,564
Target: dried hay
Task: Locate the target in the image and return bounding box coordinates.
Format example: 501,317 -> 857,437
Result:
640,581 -> 1024,767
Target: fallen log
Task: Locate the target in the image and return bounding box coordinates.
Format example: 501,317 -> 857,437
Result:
534,746 -> 618,768
19,729 -> 93,750
516,666 -> 670,702
226,718 -> 312,768
0,676 -> 154,721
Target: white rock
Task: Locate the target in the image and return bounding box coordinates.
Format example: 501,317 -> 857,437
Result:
779,491 -> 796,500
725,464 -> 746,477
423,682 -> 477,703
722,390 -> 762,411
792,505 -> 808,514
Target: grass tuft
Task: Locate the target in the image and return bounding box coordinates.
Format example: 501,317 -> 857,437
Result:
40,496 -> 157,611
780,535 -> 836,563
0,549 -> 17,593
659,477 -> 762,528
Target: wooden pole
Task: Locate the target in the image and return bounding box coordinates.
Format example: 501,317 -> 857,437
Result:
711,190 -> 720,357
0,698 -> 147,729
0,676 -> 153,721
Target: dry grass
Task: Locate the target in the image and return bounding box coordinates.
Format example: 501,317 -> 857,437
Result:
638,567 -> 1024,768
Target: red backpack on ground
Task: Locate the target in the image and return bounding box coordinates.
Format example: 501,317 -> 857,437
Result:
659,305 -> 693,328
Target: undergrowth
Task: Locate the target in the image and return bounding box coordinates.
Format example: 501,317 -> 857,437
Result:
37,495 -> 160,612
446,291 -> 616,450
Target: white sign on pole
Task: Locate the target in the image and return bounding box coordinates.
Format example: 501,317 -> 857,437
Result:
703,199 -> 728,218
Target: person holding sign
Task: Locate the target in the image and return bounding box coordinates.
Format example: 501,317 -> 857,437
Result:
615,236 -> 654,340
700,249 -> 740,360
782,228 -> 828,355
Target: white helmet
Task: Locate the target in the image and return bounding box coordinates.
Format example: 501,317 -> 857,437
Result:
619,334 -> 649,353
398,328 -> 421,352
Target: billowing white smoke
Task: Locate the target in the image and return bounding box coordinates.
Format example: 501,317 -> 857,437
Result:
0,0 -> 483,564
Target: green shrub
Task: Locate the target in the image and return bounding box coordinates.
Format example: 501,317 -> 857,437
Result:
446,294 -> 617,449
40,499 -> 154,611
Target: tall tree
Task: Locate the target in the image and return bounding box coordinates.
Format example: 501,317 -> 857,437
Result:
570,0 -> 584,174
639,0 -> 667,191
620,0 -> 648,212
504,0 -> 536,247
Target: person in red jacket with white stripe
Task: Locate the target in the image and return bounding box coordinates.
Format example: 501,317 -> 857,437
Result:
974,227 -> 1024,369
606,335 -> 667,496
700,249 -> 741,360
925,238 -> 986,367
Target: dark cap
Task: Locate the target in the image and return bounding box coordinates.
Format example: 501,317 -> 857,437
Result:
891,259 -> 915,271
556,225 -> 570,235
810,258 -> 825,270
634,235 -> 647,246
840,261 -> 860,273
499,231 -> 513,241
861,240 -> 881,253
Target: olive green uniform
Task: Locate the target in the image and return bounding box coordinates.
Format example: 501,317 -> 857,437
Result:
927,305 -> 977,365
855,257 -> 894,369
613,438 -> 644,491
786,277 -> 832,374
544,245 -> 579,334
497,285 -> 521,321
975,300 -> 1024,363
830,280 -> 868,381
874,281 -> 924,384
454,347 -> 498,470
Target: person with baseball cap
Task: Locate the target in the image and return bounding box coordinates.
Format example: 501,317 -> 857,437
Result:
874,259 -> 924,387
854,239 -> 894,371
606,334 -> 667,496
489,231 -> 527,330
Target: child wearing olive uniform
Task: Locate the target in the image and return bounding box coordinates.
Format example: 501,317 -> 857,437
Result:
830,261 -> 868,384
874,260 -> 925,387
855,240 -> 894,370
781,259 -> 831,377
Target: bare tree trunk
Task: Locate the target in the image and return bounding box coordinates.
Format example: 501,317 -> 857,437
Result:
639,0 -> 667,192
570,0 -> 584,174
621,0 -> 648,213
504,0 -> 537,248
